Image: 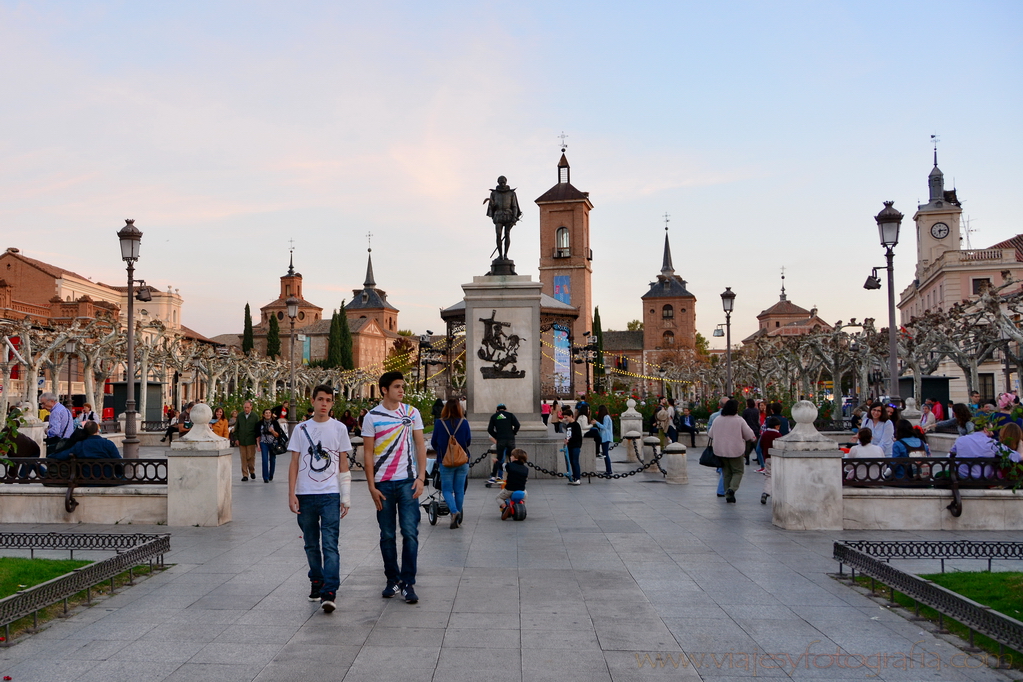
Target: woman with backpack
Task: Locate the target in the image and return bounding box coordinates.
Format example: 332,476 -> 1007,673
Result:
891,419 -> 929,480
431,398 -> 471,529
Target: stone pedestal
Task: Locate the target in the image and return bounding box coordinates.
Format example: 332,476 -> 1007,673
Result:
771,401 -> 843,531
462,273 -> 562,476
901,397 -> 922,427
623,431 -> 642,462
642,436 -> 660,461
618,400 -> 643,455
167,404 -> 232,527
662,442 -> 688,484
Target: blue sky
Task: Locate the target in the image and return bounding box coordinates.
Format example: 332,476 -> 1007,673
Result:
2,1 -> 1020,343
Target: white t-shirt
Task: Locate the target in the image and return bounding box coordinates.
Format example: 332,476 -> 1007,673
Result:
847,443 -> 885,458
287,418 -> 352,495
362,403 -> 424,483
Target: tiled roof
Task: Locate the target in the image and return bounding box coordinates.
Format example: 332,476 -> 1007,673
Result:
534,182 -> 590,203
181,325 -> 221,345
757,299 -> 811,318
5,251 -> 89,281
603,330 -> 644,351
345,288 -> 398,312
986,234 -> 1023,261
642,276 -> 694,299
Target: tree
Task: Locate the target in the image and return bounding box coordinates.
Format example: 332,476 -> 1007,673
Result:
593,307 -> 605,392
694,332 -> 710,359
338,301 -> 354,370
626,319 -> 643,332
266,315 -> 281,359
326,310 -> 343,368
242,303 -> 254,355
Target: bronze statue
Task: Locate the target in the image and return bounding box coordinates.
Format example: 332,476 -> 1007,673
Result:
486,176 -> 522,261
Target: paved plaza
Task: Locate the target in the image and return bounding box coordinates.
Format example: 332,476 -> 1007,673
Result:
1,444 -> 1020,682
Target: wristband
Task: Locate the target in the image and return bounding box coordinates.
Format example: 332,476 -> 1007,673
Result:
339,471 -> 352,507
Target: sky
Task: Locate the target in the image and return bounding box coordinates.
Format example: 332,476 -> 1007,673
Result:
2,1 -> 1021,344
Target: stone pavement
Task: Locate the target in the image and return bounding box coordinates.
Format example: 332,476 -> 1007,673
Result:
1,444 -> 1020,682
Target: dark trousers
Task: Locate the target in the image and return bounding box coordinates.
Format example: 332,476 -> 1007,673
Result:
492,440 -> 514,478
677,424 -> 697,446
568,447 -> 581,481
375,479 -> 420,586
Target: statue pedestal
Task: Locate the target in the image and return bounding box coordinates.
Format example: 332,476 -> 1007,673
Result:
489,258 -> 516,276
463,274 -> 561,477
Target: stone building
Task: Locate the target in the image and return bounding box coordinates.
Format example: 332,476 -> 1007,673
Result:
897,152 -> 1023,401
741,279 -> 832,345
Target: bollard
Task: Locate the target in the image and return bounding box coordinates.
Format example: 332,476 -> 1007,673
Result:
662,442 -> 688,484
642,436 -> 660,462
623,430 -> 642,463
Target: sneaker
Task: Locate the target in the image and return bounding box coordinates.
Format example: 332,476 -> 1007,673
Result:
570,479 -> 581,486
755,468 -> 765,474
761,493 -> 769,505
320,592 -> 336,613
401,585 -> 419,604
241,476 -> 248,482
502,504 -> 513,520
382,580 -> 402,598
308,580 -> 323,601
725,489 -> 736,503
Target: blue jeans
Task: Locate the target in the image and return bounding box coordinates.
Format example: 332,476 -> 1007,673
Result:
439,462 -> 469,516
568,447 -> 581,481
296,493 -> 341,594
259,442 -> 276,481
376,479 -> 420,586
600,440 -> 612,474
717,469 -> 725,495
492,440 -> 514,478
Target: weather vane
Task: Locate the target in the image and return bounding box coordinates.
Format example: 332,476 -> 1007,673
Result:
662,213 -> 670,232
558,131 -> 568,153
366,231 -> 373,252
931,133 -> 940,165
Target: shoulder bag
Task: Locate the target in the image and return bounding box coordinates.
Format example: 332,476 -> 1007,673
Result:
698,438 -> 722,468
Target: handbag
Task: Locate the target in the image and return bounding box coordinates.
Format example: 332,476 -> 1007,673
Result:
698,439 -> 722,468
441,419 -> 468,467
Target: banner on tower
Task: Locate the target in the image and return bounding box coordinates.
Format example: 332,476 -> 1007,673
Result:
553,276 -> 571,305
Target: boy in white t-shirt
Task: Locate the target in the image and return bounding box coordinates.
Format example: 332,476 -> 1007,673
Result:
287,385 -> 352,613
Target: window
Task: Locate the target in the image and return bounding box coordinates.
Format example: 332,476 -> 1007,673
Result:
555,227 -> 570,258
979,373 -> 995,402
277,311 -> 284,320
973,278 -> 992,295
299,312 -> 305,320
775,321 -> 780,328
285,285 -> 291,295
662,304 -> 673,319
662,331 -> 675,346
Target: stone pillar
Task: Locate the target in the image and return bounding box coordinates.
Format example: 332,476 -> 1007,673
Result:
623,430 -> 642,462
901,397 -> 922,427
662,442 -> 688,484
771,401 -> 844,531
619,399 -> 643,450
167,403 -> 232,527
16,407 -> 46,452
642,436 -> 660,461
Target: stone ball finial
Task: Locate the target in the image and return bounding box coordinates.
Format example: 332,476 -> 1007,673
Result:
777,400 -> 835,447
790,401 -> 818,425
190,403 -> 212,425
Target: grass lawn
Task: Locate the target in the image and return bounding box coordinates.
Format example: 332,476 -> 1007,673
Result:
0,557 -> 92,599
854,570 -> 1023,669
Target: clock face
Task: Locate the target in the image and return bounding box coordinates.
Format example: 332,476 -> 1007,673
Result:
931,222 -> 950,239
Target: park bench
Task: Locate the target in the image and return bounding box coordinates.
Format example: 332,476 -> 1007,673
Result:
0,456 -> 168,513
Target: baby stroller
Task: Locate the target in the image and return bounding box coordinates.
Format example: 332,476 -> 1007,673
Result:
421,457 -> 470,526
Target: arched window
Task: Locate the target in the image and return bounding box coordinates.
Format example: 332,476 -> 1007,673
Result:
662,304 -> 674,319
662,331 -> 675,346
555,227 -> 570,257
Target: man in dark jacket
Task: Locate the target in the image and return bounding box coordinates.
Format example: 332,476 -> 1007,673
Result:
675,407 -> 699,447
47,421 -> 122,481
741,399 -> 761,465
486,403 -> 520,485
234,400 -> 260,482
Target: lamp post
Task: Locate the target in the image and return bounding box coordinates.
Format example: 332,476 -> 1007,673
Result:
720,287 -> 735,397
657,366 -> 666,398
874,201 -> 903,404
64,339 -> 76,409
117,219 -> 142,459
418,332 -> 433,393
286,296 -> 299,436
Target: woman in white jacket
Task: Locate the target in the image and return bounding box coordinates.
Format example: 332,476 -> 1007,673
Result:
707,399 -> 756,503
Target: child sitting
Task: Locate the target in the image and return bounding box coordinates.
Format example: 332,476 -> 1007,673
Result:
848,428 -> 885,458
498,448 -> 529,520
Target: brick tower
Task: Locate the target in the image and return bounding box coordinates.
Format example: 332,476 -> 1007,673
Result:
536,152 -> 594,395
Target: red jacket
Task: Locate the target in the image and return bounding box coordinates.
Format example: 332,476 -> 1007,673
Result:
759,428 -> 783,458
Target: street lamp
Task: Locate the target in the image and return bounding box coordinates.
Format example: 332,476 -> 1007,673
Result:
286,296 -> 299,435
418,331 -> 434,393
720,287 -> 735,397
117,219 -> 142,459
658,366 -> 666,398
64,339 -> 76,409
871,201 -> 904,404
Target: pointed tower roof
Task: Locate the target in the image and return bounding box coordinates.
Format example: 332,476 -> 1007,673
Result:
642,228 -> 693,299
660,230 -> 674,277
364,249 -> 376,288
535,152 -> 592,204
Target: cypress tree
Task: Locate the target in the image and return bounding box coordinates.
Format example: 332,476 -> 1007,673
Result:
266,314 -> 281,359
327,310 -> 343,368
242,303 -> 254,355
338,301 -> 354,370
593,306 -> 605,392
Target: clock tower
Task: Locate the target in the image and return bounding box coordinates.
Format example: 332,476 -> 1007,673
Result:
913,150 -> 962,280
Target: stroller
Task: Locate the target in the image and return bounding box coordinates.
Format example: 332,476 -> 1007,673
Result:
421,458 -> 470,526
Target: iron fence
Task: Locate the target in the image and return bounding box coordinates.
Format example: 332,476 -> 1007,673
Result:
0,532 -> 171,642
1,457 -> 168,513
834,540 -> 1023,656
141,420 -> 170,432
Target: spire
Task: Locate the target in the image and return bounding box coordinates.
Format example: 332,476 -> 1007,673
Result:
928,134 -> 944,202
779,267 -> 787,301
287,238 -> 295,276
558,153 -> 570,184
364,249 -> 376,288
660,222 -> 675,277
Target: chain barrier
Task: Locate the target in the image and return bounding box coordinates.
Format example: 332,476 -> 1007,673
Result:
522,446 -> 665,480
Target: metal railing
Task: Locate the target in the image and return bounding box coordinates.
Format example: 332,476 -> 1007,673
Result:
1,457 -> 168,513
834,540 -> 1023,657
141,420 -> 170,432
0,532 -> 171,642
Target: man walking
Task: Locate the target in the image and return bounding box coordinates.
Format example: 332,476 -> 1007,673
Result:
288,385 -> 352,613
362,371 -> 427,604
235,400 -> 259,482
487,403 -> 520,486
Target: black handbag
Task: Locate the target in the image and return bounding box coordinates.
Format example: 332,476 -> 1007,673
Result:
271,433 -> 289,456
698,441 -> 721,468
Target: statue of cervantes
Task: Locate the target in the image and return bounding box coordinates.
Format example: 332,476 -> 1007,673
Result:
485,176 -> 522,261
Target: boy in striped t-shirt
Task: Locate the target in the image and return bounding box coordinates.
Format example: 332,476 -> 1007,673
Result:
362,371 -> 426,604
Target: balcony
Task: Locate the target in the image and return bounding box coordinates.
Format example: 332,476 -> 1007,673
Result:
918,248 -> 1018,285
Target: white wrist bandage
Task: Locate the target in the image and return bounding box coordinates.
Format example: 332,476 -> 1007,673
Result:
339,471 -> 352,507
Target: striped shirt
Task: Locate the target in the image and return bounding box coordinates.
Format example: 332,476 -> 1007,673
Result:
362,404 -> 423,483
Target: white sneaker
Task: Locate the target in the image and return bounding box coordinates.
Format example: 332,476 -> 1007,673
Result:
570,480 -> 581,486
